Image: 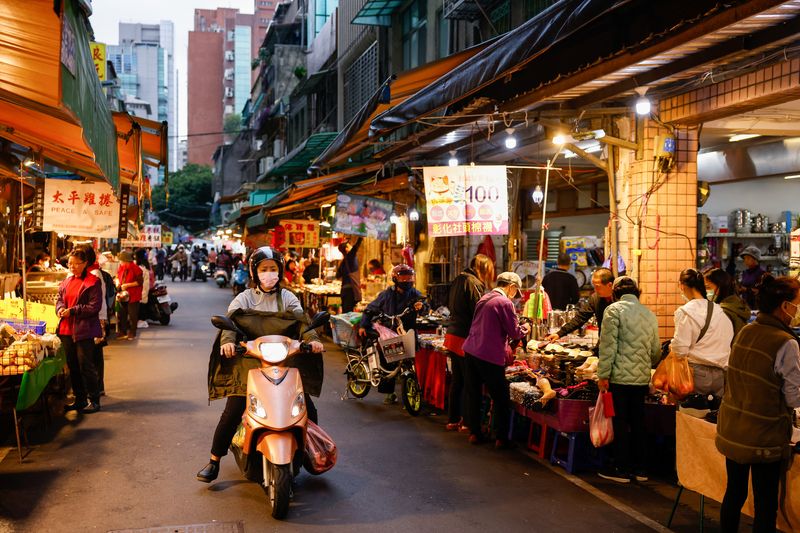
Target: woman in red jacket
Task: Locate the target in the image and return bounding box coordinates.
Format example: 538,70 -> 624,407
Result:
116,251 -> 143,340
57,248 -> 103,413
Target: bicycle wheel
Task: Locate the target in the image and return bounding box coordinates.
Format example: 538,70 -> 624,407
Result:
401,373 -> 422,416
347,360 -> 371,398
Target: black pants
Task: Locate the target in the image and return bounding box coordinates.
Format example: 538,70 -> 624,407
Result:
720,458 -> 782,532
118,301 -> 140,338
608,383 -> 648,474
155,264 -> 164,281
464,353 -> 510,441
447,353 -> 466,424
60,335 -> 100,404
340,287 -> 356,313
211,394 -> 318,458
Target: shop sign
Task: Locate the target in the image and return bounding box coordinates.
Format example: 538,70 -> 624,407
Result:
333,193 -> 394,241
32,179 -> 45,231
278,219 -> 319,248
90,42 -> 106,81
162,231 -> 174,245
423,165 -> 509,237
143,224 -> 161,246
118,185 -> 131,239
60,15 -> 77,76
120,239 -> 152,248
42,180 -> 120,238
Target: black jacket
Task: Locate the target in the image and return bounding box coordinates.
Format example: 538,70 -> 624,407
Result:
557,293 -> 612,337
541,269 -> 579,311
446,268 -> 486,338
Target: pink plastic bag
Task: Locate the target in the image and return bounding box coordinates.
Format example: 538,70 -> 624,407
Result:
589,393 -> 614,447
303,421 -> 338,475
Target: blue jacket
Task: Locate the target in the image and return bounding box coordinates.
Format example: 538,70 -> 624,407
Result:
598,294 -> 661,385
360,286 -> 424,333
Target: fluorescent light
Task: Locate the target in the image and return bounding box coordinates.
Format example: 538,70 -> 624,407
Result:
784,174 -> 800,180
320,203 -> 331,208
563,149 -> 577,158
319,221 -> 331,227
729,133 -> 761,142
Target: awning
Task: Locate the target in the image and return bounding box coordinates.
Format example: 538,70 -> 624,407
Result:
266,132 -> 339,178
0,0 -> 120,188
293,69 -> 334,97
351,0 -> 404,26
113,112 -> 168,176
311,43 -> 488,171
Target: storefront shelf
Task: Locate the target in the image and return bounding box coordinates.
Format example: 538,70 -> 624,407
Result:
704,232 -> 787,238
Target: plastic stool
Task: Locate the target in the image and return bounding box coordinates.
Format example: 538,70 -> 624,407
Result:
550,431 -> 581,473
527,416 -> 551,459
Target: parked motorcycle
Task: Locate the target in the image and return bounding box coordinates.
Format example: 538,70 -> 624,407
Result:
140,283 -> 179,325
232,264 -> 249,296
344,306 -> 422,416
214,268 -> 230,288
210,311 -> 332,519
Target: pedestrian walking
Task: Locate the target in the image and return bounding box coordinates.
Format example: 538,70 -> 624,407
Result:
116,251 -> 143,340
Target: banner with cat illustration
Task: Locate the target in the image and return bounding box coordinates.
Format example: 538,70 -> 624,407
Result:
423,165 -> 508,237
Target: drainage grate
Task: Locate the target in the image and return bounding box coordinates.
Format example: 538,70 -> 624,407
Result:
108,522 -> 245,533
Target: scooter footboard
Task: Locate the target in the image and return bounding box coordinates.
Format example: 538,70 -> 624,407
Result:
256,430 -> 302,466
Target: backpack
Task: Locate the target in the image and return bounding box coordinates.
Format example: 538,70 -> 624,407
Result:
99,269 -> 116,318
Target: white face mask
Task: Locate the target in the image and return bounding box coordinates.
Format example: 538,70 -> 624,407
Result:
785,301 -> 800,328
707,290 -> 715,302
43,261 -> 50,268
258,271 -> 280,290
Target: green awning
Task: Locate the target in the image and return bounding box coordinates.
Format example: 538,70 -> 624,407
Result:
246,212 -> 266,229
352,0 -> 404,26
267,132 -> 339,178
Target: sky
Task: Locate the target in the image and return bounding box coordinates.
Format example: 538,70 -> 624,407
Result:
90,0 -> 254,141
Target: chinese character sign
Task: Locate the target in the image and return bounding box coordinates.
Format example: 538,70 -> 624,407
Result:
90,42 -> 106,81
279,220 -> 319,248
333,193 -> 394,241
42,180 -> 121,238
423,165 -> 509,237
144,225 -> 161,246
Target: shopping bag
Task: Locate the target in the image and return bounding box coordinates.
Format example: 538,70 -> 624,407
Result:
303,420 -> 338,475
601,391 -> 615,418
652,357 -> 669,391
589,394 -> 614,447
665,354 -> 694,400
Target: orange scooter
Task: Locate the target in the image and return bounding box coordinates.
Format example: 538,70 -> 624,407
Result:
211,312 -> 329,519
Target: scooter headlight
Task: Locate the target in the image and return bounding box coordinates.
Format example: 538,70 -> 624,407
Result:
258,342 -> 288,363
248,393 -> 267,419
291,393 -> 305,418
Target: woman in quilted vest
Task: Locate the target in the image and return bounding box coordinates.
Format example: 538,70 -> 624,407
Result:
717,275 -> 800,532
597,276 -> 660,484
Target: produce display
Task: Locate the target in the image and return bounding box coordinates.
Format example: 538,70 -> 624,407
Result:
0,324 -> 60,376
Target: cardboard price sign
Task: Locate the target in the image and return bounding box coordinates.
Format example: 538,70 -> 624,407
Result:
423,165 -> 509,237
278,220 -> 319,248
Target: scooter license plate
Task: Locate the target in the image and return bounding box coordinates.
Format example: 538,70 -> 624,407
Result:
157,295 -> 171,304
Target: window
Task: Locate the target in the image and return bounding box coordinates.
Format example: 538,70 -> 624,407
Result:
401,0 -> 427,70
436,8 -> 449,59
259,0 -> 272,6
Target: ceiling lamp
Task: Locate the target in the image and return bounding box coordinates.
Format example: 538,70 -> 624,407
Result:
552,133 -> 567,145
634,87 -> 651,116
448,150 -> 458,167
504,128 -> 517,149
389,214 -> 399,225
531,185 -> 544,205
729,133 -> 761,142
409,207 -> 420,221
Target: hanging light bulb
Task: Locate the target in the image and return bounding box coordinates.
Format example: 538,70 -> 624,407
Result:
389,214 -> 399,225
531,185 -> 544,205
504,128 -> 517,149
634,87 -> 651,116
552,133 -> 567,145
409,207 -> 420,221
448,151 -> 458,167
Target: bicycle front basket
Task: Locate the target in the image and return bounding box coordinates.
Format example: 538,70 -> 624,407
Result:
379,329 -> 416,363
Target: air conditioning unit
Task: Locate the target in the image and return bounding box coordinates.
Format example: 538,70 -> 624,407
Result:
224,87 -> 234,98
224,105 -> 234,114
265,156 -> 274,170
273,139 -> 283,158
224,51 -> 234,62
224,68 -> 234,81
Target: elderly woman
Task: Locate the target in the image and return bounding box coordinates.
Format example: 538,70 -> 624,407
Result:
462,272 -> 529,449
717,275 -> 800,532
57,248 -> 103,413
597,276 -> 660,484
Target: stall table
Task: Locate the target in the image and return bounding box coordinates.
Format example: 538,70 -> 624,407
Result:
416,333 -> 448,410
300,283 -> 341,315
673,411 -> 799,531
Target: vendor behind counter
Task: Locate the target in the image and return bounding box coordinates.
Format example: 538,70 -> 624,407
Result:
547,268 -> 614,342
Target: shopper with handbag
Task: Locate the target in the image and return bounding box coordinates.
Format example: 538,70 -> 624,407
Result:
716,275 -> 800,532
597,277 -> 660,483
672,268 -> 734,416
443,254 -> 494,431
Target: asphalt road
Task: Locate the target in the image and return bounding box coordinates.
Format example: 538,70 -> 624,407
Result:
0,280 -> 699,532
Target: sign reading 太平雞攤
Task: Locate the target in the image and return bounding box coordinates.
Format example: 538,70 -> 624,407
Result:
423,165 -> 509,237
278,220 -> 319,248
42,180 -> 120,238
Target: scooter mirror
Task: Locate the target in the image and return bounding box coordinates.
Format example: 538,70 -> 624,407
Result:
211,315 -> 243,335
304,311 -> 330,333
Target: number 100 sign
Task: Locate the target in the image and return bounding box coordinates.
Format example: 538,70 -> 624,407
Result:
423,165 -> 509,237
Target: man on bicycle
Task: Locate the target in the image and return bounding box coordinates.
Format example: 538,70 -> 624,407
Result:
358,264 -> 426,404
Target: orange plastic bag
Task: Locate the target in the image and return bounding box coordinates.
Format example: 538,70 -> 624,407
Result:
589,393 -> 614,447
303,420 -> 338,475
651,353 -> 694,400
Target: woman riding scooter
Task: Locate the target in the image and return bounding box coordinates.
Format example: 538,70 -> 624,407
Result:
197,246 -> 325,483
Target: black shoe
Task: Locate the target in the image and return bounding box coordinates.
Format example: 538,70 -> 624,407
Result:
83,402 -> 101,414
598,467 -> 632,484
196,462 -> 219,483
680,394 -> 711,418
64,401 -> 88,413
633,469 -> 649,482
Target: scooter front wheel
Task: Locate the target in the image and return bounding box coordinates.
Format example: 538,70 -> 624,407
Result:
263,458 -> 292,519
401,373 -> 422,417
347,361 -> 371,398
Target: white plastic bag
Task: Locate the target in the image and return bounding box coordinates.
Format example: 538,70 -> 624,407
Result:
589,393 -> 614,447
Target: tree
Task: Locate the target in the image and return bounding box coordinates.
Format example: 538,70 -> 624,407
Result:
151,164 -> 213,232
224,113 -> 242,135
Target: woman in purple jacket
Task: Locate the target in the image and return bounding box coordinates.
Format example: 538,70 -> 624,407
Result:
463,272 -> 529,448
57,248 -> 104,414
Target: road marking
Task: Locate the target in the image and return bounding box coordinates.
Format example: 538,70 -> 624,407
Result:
522,449 -> 672,532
